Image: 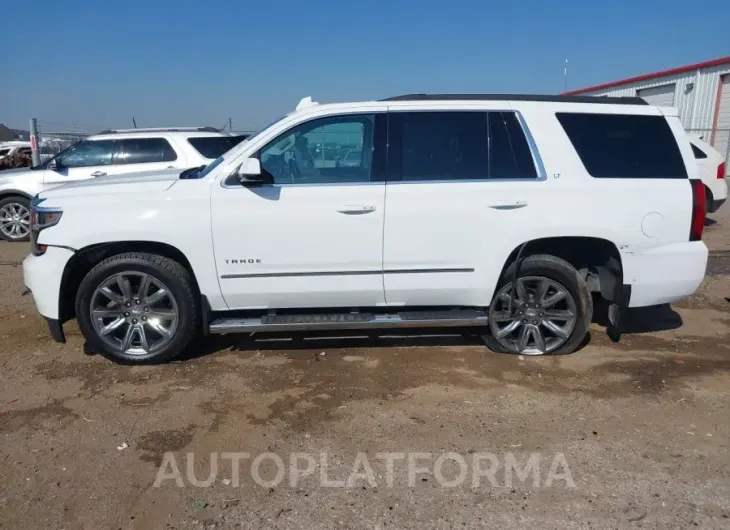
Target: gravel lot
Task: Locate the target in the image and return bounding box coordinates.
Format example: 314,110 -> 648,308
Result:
1,208 -> 730,529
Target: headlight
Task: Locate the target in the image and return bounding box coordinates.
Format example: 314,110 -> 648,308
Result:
30,196 -> 63,256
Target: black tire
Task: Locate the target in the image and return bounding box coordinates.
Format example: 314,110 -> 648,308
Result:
75,252 -> 199,364
483,254 -> 593,355
0,195 -> 31,242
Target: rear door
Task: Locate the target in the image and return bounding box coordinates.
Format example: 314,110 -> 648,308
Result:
113,137 -> 181,174
382,109 -> 545,307
43,139 -> 118,190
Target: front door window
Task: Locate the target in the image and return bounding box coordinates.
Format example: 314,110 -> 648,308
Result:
259,114 -> 374,184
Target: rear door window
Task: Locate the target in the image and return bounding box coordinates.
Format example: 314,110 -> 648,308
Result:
556,113 -> 687,179
388,111 -> 538,181
115,138 -> 177,165
188,136 -> 246,159
397,111 -> 489,181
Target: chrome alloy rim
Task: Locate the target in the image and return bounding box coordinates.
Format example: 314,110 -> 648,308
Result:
90,272 -> 179,355
489,276 -> 577,355
0,202 -> 30,240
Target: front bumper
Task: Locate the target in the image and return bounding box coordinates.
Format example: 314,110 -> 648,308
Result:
23,246 -> 75,326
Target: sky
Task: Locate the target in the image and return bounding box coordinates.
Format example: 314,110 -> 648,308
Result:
2,0 -> 729,133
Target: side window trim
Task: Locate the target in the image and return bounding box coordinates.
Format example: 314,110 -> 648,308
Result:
514,112 -> 547,181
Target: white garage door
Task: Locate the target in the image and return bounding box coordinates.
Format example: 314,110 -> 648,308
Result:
714,75 -> 730,176
637,84 -> 676,107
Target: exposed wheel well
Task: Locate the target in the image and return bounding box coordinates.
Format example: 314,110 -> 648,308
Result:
499,237 -> 623,301
0,192 -> 32,202
58,241 -> 198,323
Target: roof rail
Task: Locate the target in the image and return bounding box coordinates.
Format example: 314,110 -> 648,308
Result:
381,93 -> 649,105
97,126 -> 222,134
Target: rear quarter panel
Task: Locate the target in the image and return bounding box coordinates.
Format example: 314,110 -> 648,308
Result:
514,103 -> 695,286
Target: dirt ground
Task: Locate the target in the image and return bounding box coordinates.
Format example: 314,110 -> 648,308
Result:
1,208 -> 730,529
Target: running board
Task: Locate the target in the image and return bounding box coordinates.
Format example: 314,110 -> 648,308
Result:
208,309 -> 488,334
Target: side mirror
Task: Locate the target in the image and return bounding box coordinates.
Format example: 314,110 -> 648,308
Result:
47,158 -> 59,171
236,158 -> 271,185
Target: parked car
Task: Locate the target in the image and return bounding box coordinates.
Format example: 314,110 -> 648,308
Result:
688,135 -> 727,213
23,94 -> 708,363
0,127 -> 245,242
337,148 -> 363,168
0,141 -> 32,163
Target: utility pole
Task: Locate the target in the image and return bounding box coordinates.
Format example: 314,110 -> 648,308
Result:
29,118 -> 40,167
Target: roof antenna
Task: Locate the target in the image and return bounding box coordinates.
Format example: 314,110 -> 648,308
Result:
563,59 -> 568,92
132,117 -> 137,129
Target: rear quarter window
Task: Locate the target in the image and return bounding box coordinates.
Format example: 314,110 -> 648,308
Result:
556,113 -> 688,179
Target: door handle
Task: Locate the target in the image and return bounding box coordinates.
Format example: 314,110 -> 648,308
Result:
90,171 -> 107,177
488,200 -> 527,210
337,205 -> 376,214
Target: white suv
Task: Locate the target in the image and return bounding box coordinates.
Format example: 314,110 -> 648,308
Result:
688,135 -> 727,213
23,95 -> 709,363
0,128 -> 245,242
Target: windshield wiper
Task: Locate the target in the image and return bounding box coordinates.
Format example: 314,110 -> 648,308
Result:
179,165 -> 206,180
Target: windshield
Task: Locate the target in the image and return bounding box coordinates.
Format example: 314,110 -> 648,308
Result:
179,156 -> 224,180
240,116 -> 287,146
187,135 -> 248,159
179,116 -> 289,180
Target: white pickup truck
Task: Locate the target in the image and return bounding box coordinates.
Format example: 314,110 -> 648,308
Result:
23,94 -> 709,363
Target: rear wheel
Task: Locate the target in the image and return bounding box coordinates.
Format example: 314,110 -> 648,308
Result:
484,254 -> 592,355
75,252 -> 199,364
0,196 -> 31,242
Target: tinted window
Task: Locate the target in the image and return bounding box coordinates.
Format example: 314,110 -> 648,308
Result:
556,113 -> 687,179
188,136 -> 246,159
399,112 -> 488,180
58,140 -> 114,168
489,112 -> 538,178
0,149 -> 10,156
18,148 -> 32,156
115,138 -> 177,165
260,114 -> 374,184
691,143 -> 707,159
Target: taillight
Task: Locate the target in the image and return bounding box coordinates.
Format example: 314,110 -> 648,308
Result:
718,162 -> 726,180
689,179 -> 705,241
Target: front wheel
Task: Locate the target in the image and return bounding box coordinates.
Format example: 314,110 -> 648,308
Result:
0,196 -> 31,242
75,252 -> 199,364
483,254 -> 593,355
